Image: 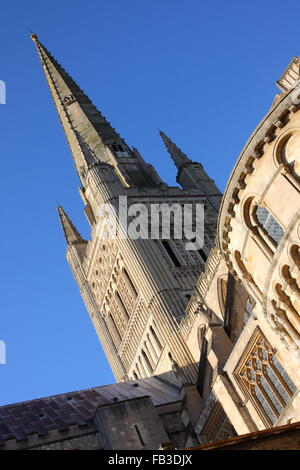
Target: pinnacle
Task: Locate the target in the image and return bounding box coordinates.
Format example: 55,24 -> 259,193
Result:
159,130 -> 190,170
57,206 -> 84,245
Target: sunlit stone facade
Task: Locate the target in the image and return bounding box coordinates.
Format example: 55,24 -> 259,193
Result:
14,37 -> 299,449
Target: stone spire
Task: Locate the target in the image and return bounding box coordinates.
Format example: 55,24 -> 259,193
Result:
31,34 -> 163,189
57,206 -> 84,245
159,130 -> 190,170
31,33 -> 129,175
159,130 -> 222,211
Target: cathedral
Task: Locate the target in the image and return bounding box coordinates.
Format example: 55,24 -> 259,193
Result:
0,36 -> 299,450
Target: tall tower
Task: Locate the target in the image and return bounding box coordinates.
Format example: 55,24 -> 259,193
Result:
32,35 -> 221,383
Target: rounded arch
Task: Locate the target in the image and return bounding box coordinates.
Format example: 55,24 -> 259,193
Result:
242,195 -> 256,231
273,129 -> 300,180
240,196 -> 280,264
248,198 -> 284,250
273,129 -> 294,167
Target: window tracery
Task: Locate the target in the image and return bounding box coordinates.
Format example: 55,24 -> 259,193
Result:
235,329 -> 297,426
111,142 -> 131,158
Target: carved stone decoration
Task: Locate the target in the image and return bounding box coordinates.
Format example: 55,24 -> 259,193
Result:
89,239 -> 120,306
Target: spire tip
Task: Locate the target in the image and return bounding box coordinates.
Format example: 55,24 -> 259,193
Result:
57,205 -> 84,245
30,32 -> 38,42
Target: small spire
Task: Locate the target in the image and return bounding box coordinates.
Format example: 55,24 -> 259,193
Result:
159,130 -> 190,170
57,206 -> 84,245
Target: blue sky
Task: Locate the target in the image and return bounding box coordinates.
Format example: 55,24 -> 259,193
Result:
0,0 -> 299,405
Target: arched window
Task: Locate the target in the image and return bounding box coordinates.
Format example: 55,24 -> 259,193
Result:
150,325 -> 163,353
255,206 -> 284,246
142,349 -> 153,373
235,330 -> 297,427
243,197 -> 284,258
280,132 -> 300,180
111,142 -> 131,158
